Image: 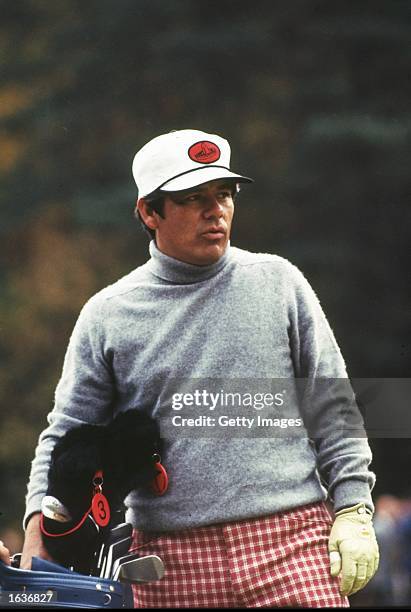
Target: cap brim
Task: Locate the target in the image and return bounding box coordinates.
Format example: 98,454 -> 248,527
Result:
159,166 -> 253,193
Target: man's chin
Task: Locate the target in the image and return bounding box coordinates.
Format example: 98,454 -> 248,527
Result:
190,241 -> 228,266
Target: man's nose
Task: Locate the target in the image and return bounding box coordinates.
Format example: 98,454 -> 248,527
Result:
203,195 -> 224,218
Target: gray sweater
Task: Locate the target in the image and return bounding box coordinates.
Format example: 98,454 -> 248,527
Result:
24,241 -> 375,531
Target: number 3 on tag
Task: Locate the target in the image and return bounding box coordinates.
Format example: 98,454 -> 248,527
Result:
91,492 -> 111,527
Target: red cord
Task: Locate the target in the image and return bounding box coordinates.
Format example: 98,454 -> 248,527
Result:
40,470 -> 104,538
40,505 -> 93,538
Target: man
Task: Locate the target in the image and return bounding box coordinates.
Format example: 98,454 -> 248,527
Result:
22,129 -> 379,607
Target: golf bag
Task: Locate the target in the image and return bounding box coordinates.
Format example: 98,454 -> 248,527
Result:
0,557 -> 134,608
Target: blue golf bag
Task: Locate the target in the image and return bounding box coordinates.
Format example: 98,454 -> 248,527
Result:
0,557 -> 133,608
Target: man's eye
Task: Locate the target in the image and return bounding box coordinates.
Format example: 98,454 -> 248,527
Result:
173,194 -> 198,205
186,195 -> 200,202
217,191 -> 231,199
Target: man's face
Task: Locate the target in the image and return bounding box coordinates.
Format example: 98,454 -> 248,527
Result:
154,179 -> 236,266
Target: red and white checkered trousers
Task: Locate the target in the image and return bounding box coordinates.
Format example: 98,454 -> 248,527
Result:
130,501 -> 349,608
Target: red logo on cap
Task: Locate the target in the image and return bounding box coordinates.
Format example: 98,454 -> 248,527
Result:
188,141 -> 221,164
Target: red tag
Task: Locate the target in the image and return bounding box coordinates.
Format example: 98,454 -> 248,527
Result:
91,492 -> 111,527
151,462 -> 169,496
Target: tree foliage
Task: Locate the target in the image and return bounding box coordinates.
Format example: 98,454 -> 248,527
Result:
0,0 -> 410,534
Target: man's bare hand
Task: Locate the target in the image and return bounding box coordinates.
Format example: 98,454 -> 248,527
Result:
0,540 -> 11,565
20,513 -> 54,569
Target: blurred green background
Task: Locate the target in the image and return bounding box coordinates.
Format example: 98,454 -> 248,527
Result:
0,0 -> 410,604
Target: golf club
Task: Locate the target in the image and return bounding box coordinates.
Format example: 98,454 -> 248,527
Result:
112,554 -> 165,583
102,536 -> 133,579
94,523 -> 133,577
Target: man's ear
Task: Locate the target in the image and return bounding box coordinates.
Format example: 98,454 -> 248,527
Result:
136,198 -> 160,231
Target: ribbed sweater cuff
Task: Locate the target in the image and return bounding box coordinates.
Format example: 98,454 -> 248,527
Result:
332,480 -> 374,515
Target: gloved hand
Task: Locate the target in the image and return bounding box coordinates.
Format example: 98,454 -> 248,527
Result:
328,502 -> 379,597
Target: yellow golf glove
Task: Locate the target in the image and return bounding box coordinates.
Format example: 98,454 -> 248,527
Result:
328,502 -> 380,597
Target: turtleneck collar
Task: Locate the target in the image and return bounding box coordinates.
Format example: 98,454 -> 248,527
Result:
147,240 -> 232,284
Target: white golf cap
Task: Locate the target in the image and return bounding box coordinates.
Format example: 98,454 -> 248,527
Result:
132,129 -> 253,197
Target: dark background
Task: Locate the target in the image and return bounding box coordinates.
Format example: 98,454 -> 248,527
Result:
0,0 -> 410,603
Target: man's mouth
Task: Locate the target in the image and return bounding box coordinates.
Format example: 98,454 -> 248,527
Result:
201,227 -> 226,239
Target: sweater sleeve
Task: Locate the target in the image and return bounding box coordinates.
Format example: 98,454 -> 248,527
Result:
286,263 -> 375,513
23,296 -> 115,528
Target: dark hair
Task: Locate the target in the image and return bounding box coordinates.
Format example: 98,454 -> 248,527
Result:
135,182 -> 241,240
135,190 -> 165,240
